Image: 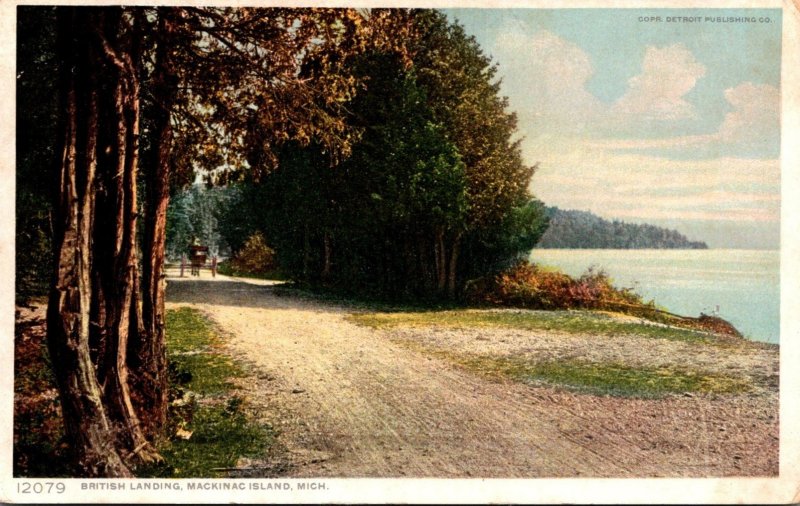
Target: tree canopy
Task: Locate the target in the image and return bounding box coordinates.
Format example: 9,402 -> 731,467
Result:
225,11 -> 548,299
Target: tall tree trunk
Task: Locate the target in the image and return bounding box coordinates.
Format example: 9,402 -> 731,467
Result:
446,233 -> 462,298
435,228 -> 446,292
417,234 -> 431,292
46,8 -> 132,477
322,232 -> 332,280
47,8 -> 163,476
136,7 -> 177,438
92,9 -> 159,465
303,225 -> 311,278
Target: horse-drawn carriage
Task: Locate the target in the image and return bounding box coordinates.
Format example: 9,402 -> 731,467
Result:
179,244 -> 218,277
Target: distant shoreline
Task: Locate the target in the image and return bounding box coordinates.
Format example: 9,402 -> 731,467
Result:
537,207 -> 708,250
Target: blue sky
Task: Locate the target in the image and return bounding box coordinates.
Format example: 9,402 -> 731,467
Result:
445,9 -> 782,248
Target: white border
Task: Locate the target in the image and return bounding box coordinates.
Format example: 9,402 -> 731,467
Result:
1,0 -> 797,503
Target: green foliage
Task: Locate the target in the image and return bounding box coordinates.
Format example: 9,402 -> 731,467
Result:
166,184 -> 235,259
461,199 -> 550,279
16,7 -> 58,302
347,308 -> 715,343
231,143 -> 335,283
216,184 -> 258,255
413,11 -> 531,226
237,12 -> 549,300
15,192 -> 53,303
412,11 -> 546,279
248,52 -> 470,296
537,207 -> 708,249
227,232 -> 277,275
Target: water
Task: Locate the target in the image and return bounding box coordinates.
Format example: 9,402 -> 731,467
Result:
529,249 -> 780,344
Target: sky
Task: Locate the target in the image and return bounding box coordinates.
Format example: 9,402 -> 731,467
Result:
445,9 -> 782,249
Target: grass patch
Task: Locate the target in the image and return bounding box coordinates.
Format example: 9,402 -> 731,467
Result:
458,355 -> 751,398
138,307 -> 278,478
348,309 -> 715,344
166,307 -> 244,395
390,338 -> 751,398
139,398 -> 276,478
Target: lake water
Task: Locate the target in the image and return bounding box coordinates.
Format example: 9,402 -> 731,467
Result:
529,249 -> 780,344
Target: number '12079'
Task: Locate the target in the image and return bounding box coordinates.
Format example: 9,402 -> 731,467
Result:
17,481 -> 66,494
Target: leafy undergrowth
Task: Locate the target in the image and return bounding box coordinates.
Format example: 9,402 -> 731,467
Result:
216,232 -> 288,281
13,307 -> 72,477
465,261 -> 743,338
466,261 -> 645,312
138,307 -> 278,478
347,309 -> 717,344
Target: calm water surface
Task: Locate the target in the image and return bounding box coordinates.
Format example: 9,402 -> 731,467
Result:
529,249 -> 779,344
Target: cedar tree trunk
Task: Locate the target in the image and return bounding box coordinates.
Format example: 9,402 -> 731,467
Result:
47,7 -> 161,477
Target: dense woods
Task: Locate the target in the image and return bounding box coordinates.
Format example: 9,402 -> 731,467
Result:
222,11 -> 547,299
165,185 -> 232,259
16,9 -> 58,302
537,207 -> 708,249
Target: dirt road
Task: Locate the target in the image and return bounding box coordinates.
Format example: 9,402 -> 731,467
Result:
166,274 -> 778,478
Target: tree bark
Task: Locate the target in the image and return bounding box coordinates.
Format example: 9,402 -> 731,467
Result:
417,235 -> 430,292
446,233 -> 462,298
47,8 -> 165,476
92,9 -> 160,465
135,7 -> 178,438
46,8 -> 133,477
322,232 -> 332,280
435,228 -> 446,292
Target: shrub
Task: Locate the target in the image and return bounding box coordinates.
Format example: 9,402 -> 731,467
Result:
465,260 -> 648,312
229,232 -> 275,275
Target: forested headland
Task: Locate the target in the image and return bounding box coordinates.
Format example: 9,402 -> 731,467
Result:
536,207 -> 708,249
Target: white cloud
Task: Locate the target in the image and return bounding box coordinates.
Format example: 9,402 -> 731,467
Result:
588,82 -> 780,157
493,27 -> 707,137
610,44 -> 706,123
491,23 -> 780,231
718,82 -> 780,145
493,25 -> 602,136
493,25 -> 778,160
